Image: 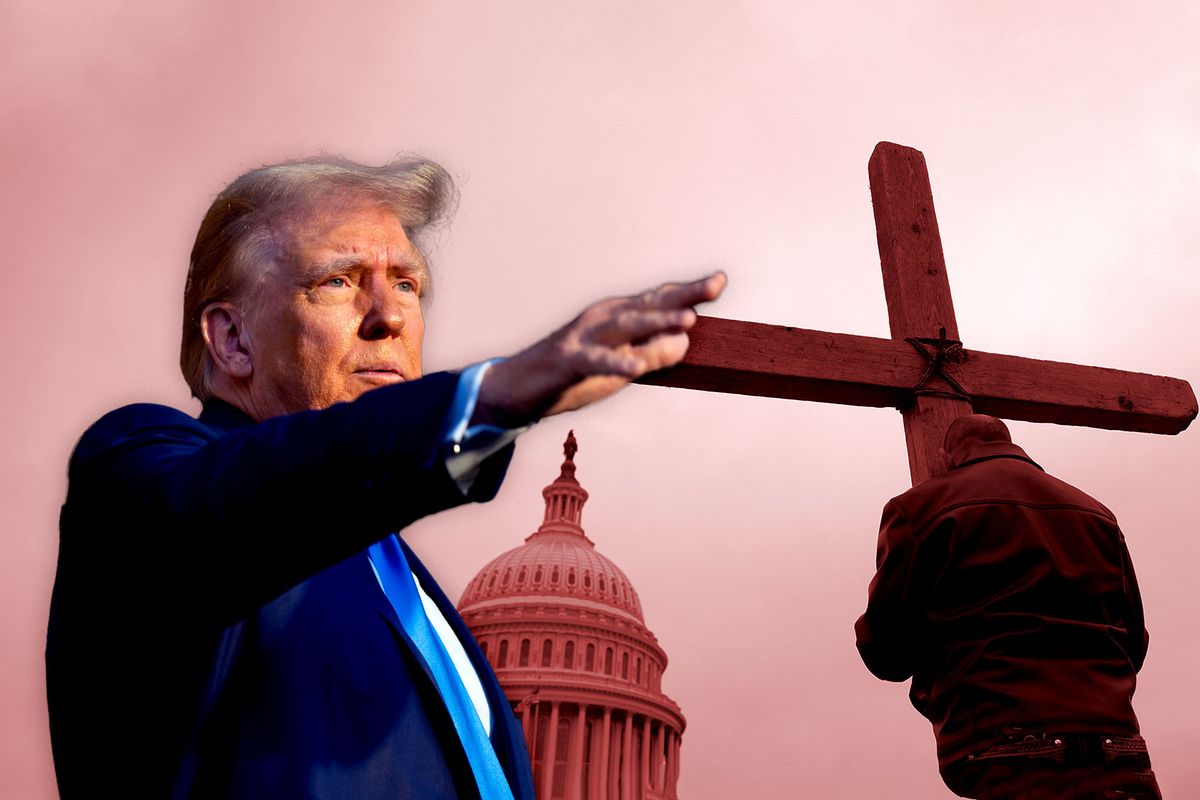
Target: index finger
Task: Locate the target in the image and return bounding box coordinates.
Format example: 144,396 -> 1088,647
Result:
637,271 -> 727,310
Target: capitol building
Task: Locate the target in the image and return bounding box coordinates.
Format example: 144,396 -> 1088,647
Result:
458,432 -> 685,800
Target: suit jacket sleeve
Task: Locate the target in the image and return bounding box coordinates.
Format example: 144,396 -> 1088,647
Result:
854,498 -> 923,682
60,372 -> 512,627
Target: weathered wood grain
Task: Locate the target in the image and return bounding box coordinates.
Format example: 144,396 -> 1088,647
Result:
636,315 -> 1198,436
869,142 -> 960,342
869,141 -> 967,481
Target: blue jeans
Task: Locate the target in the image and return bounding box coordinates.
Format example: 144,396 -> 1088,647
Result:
943,730 -> 1162,800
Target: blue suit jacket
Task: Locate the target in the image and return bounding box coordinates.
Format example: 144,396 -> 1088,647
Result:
47,373 -> 535,799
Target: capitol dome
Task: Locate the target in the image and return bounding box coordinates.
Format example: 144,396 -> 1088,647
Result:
459,431 -> 684,800
459,437 -> 645,623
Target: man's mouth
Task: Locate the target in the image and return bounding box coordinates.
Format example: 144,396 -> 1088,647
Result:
353,366 -> 406,383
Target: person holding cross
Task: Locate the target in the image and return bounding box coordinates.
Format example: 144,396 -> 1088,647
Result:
45,154 -> 725,799
855,414 -> 1161,799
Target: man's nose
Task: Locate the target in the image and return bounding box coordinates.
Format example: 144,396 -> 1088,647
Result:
359,277 -> 406,340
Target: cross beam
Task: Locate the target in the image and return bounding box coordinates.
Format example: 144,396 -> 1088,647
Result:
636,317 -> 1196,435
637,142 -> 1197,486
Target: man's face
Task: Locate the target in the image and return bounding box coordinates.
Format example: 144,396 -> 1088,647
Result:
243,200 -> 426,417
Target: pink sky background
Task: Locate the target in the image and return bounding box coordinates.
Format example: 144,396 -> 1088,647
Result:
3,2 -> 1199,797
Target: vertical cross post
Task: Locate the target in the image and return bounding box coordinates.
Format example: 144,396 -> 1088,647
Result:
870,142 -> 973,485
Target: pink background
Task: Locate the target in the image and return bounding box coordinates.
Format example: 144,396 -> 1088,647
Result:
3,3 -> 1198,797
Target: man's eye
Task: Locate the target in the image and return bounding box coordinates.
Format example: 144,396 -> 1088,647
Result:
396,280 -> 417,293
324,277 -> 349,288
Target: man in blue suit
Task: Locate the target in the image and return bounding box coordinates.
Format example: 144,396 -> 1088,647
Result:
46,156 -> 725,799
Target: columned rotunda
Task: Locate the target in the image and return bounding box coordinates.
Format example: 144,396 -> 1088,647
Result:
459,432 -> 685,800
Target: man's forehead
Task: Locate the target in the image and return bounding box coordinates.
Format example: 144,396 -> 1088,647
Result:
281,198 -> 413,251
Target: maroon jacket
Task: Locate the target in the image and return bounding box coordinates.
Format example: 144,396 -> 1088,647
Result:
854,441 -> 1148,772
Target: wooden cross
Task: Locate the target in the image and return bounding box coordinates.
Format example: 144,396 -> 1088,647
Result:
638,142 -> 1197,486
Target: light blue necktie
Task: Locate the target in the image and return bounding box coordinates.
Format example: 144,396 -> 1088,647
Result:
368,534 -> 515,800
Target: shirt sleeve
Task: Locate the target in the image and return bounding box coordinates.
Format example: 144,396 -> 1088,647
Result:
443,359 -> 531,494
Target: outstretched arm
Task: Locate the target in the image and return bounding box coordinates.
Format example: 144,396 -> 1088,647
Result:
63,272 -> 728,626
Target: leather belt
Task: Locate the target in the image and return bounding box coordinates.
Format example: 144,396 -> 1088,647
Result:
967,729 -> 1148,767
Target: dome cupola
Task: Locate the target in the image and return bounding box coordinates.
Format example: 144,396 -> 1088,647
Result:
459,431 -> 645,622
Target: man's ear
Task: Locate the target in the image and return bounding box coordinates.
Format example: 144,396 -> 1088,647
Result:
939,446 -> 954,470
200,302 -> 254,381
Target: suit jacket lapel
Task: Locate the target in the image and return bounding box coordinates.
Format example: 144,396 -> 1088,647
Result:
349,547 -> 449,699
399,538 -> 534,800
398,538 -> 501,714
